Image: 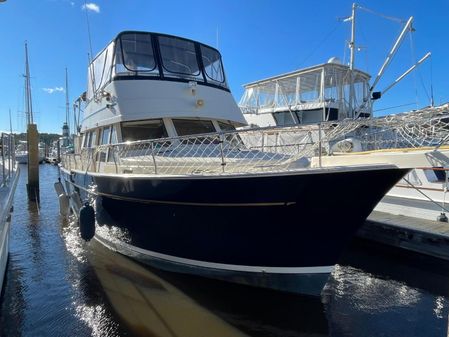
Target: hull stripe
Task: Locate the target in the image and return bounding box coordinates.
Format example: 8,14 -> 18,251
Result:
67,180 -> 296,207
95,234 -> 334,274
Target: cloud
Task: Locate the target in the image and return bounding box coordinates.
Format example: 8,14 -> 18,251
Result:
43,87 -> 64,94
82,2 -> 100,13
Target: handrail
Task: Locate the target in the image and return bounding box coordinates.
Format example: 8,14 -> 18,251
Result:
60,105 -> 449,176
0,133 -> 16,186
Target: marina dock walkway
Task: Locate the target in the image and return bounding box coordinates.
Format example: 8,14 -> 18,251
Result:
359,211 -> 449,261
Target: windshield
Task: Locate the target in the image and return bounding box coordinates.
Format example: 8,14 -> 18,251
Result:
116,33 -> 157,74
111,32 -> 228,89
159,36 -> 201,79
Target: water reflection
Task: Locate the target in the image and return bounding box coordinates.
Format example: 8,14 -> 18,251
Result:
324,242 -> 449,337
0,165 -> 125,337
1,164 -> 448,337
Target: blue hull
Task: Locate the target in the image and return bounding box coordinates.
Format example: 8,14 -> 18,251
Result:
60,167 -> 408,295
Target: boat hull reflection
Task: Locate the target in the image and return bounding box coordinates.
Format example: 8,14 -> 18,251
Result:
87,239 -> 328,337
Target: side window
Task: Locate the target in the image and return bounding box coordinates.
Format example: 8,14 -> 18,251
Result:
99,126 -> 111,162
101,126 -> 111,145
121,119 -> 168,141
172,119 -> 216,136
272,112 -> 297,126
91,130 -> 97,147
200,45 -> 225,84
172,119 -> 217,144
82,133 -> 89,148
108,126 -> 118,163
110,125 -> 118,144
217,121 -> 235,132
87,132 -> 93,148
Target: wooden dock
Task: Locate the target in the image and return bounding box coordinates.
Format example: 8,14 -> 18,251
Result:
358,211 -> 449,261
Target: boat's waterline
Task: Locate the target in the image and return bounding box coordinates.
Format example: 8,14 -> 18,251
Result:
94,232 -> 334,296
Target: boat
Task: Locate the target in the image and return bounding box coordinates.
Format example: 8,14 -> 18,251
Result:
58,31 -> 409,296
238,3 -> 449,222
0,133 -> 20,293
313,104 -> 449,221
15,141 -> 45,164
16,42 -> 44,167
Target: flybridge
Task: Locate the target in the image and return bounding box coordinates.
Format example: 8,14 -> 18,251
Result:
86,31 -> 229,102
239,59 -> 372,125
240,3 -> 432,128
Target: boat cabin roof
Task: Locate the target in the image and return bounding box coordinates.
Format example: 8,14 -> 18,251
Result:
87,31 -> 229,100
243,62 -> 371,90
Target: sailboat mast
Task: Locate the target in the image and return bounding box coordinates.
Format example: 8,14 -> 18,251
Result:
24,42 -> 33,125
65,67 -> 70,129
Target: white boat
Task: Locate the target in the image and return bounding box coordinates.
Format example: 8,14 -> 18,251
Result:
0,133 -> 20,292
58,31 -> 409,296
238,3 -> 448,222
15,141 -> 45,164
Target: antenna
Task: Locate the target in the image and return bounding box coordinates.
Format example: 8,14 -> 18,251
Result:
84,0 -> 94,60
216,25 -> 219,49
9,108 -> 12,134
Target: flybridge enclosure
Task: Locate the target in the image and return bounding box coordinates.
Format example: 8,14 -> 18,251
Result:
86,31 -> 228,101
239,62 -> 372,125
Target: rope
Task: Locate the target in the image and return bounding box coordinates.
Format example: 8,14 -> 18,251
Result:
298,22 -> 341,67
356,5 -> 406,24
403,177 -> 449,213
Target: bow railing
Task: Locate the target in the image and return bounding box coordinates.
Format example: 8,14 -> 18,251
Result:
61,104 -> 449,176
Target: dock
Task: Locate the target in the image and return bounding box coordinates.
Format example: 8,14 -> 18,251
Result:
359,211 -> 449,261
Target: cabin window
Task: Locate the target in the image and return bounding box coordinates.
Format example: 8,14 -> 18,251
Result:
121,119 -> 168,142
87,131 -> 97,147
200,45 -> 225,84
108,126 -> 118,163
82,133 -> 89,148
117,33 -> 157,74
110,125 -> 118,144
299,72 -> 321,103
159,36 -> 201,77
272,112 -> 297,126
217,121 -> 235,132
90,130 -> 97,147
98,126 -> 111,162
101,126 -> 111,145
172,119 -> 215,137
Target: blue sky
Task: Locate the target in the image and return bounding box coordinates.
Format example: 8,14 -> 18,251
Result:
0,0 -> 448,133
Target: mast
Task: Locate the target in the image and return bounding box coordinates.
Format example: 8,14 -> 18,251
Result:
349,3 -> 357,71
24,41 -> 40,202
24,41 -> 33,125
348,3 -> 357,118
65,67 -> 70,129
62,68 -> 70,146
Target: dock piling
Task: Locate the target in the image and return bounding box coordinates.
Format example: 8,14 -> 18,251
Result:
26,123 -> 39,201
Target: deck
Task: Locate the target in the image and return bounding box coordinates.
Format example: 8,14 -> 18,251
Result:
359,210 -> 449,260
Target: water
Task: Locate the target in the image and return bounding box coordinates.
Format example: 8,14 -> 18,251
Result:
1,164 -> 448,336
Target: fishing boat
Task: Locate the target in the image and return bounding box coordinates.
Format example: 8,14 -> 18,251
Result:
0,133 -> 20,292
58,31 -> 409,296
238,3 -> 449,222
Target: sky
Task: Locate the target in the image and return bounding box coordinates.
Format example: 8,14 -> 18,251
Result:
0,0 -> 448,133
